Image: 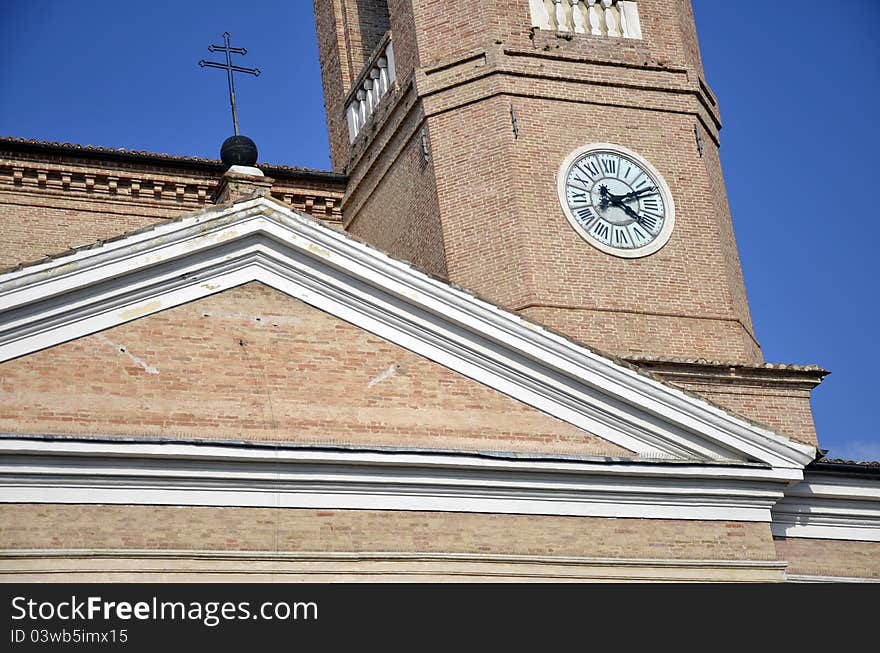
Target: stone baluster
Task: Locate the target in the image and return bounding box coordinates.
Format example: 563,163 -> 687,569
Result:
345,39 -> 398,142
373,77 -> 382,109
603,0 -> 622,37
529,0 -> 552,29
553,0 -> 568,31
367,72 -> 377,109
531,1 -> 640,39
356,89 -> 368,128
618,2 -> 630,38
571,0 -> 586,33
586,0 -> 601,35
377,56 -> 389,97
385,41 -> 396,83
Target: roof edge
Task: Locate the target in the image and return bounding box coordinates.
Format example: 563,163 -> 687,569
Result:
0,136 -> 347,182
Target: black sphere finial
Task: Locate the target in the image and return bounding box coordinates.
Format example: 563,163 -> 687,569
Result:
220,135 -> 258,168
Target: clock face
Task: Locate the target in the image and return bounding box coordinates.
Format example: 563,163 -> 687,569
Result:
557,143 -> 675,258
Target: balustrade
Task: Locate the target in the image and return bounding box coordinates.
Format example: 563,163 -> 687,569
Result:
529,0 -> 642,39
345,38 -> 397,144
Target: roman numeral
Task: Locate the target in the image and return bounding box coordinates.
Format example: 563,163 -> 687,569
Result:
568,190 -> 589,205
638,213 -> 658,231
592,221 -> 610,242
601,157 -> 617,175
613,227 -> 629,246
576,207 -> 597,227
579,159 -> 600,178
631,224 -> 649,243
642,197 -> 660,212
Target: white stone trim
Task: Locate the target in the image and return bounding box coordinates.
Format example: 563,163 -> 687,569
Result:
0,437 -> 798,522
771,472 -> 880,542
0,196 -> 815,468
0,550 -> 788,582
786,574 -> 879,583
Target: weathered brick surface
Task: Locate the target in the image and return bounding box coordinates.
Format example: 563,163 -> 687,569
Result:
774,537 -> 880,579
0,504 -> 778,561
344,90 -> 449,279
404,0 -> 709,77
670,379 -> 818,446
627,360 -> 823,447
0,282 -> 628,457
520,307 -> 757,367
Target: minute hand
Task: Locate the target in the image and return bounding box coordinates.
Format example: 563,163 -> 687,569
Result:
608,196 -> 645,223
610,187 -> 655,202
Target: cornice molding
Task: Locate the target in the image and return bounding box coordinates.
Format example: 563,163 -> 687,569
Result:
0,549 -> 789,582
786,574 -> 879,583
0,438 -> 798,522
0,159 -> 343,222
771,472 -> 880,542
0,196 -> 815,467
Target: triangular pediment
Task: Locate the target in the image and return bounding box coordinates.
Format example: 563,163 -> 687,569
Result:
0,196 -> 815,468
0,281 -> 631,458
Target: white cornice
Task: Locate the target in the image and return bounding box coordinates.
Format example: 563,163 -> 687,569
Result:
786,574 -> 879,583
771,472 -> 880,542
0,197 -> 815,468
0,438 -> 798,522
0,550 -> 789,582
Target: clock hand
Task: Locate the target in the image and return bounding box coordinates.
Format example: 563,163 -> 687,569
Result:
599,185 -> 655,208
606,195 -> 646,224
616,187 -> 656,201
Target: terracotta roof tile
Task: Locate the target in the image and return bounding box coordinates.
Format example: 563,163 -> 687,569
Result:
626,355 -> 828,375
815,457 -> 880,467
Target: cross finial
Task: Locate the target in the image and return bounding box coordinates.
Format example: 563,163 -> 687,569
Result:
199,32 -> 261,136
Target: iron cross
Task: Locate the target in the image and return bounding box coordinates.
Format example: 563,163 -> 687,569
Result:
199,32 -> 261,136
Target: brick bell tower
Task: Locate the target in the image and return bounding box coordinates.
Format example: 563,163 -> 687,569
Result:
314,0 -> 761,365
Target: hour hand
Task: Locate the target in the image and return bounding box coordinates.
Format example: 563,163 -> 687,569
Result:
604,194 -> 643,222
615,199 -> 642,222
600,186 -> 654,205
619,187 -> 656,201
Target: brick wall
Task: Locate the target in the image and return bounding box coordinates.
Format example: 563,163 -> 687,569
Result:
405,0 -> 709,75
0,504 -> 778,561
0,143 -> 345,268
0,282 -> 629,457
425,93 -> 759,362
774,537 -> 880,579
343,87 -> 449,279
671,378 -> 818,447
314,0 -> 392,170
631,360 -> 824,447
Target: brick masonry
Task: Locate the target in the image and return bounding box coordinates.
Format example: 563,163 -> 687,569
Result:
774,537 -> 880,579
0,140 -> 345,269
631,359 -> 826,447
0,282 -> 629,457
0,504 -> 778,562
317,0 -> 761,365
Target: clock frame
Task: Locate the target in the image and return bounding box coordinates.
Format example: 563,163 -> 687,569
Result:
557,142 -> 676,259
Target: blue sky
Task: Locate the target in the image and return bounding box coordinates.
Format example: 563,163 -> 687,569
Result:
1,1 -> 878,460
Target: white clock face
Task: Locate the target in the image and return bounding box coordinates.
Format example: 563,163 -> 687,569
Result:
557,143 -> 675,258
